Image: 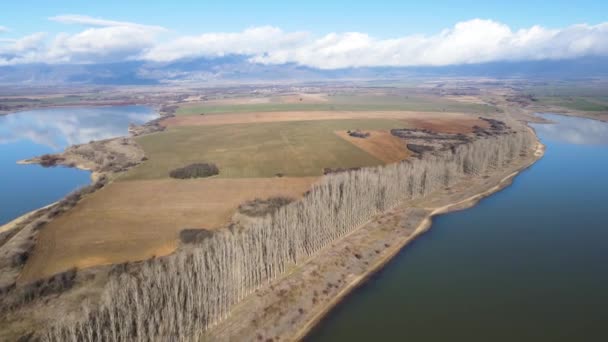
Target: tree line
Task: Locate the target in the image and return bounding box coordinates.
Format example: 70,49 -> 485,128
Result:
43,127 -> 535,341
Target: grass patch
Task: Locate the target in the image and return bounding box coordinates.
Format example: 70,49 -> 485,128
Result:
123,119 -> 409,180
176,94 -> 497,116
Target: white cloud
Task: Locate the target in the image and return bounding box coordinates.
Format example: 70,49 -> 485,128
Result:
0,15 -> 166,65
143,26 -> 308,62
0,26 -> 9,33
45,26 -> 160,63
251,19 -> 608,68
0,33 -> 48,64
49,14 -> 166,32
2,17 -> 608,68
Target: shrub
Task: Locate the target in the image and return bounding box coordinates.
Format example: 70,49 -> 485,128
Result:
406,144 -> 435,154
238,197 -> 294,217
38,154 -> 64,167
179,229 -> 214,244
169,163 -> 219,179
347,130 -> 370,138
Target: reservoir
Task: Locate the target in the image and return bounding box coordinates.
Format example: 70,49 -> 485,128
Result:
307,114 -> 608,341
0,106 -> 156,225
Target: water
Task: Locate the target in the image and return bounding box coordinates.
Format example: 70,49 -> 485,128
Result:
0,106 -> 156,225
307,114 -> 608,342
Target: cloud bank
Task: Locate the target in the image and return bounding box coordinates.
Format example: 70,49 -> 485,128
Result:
1,16 -> 608,68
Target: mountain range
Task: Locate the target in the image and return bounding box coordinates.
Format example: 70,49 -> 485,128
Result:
1,56 -> 607,85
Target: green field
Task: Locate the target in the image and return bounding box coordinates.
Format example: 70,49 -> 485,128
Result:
537,96 -> 608,112
122,119 -> 409,180
176,95 -> 498,116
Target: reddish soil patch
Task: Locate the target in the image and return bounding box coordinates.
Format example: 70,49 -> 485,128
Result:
162,111 -> 484,129
335,130 -> 411,163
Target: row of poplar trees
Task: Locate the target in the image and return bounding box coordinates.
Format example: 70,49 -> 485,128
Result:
43,127 -> 535,341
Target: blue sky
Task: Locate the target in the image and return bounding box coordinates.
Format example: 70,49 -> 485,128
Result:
1,1 -> 608,68
2,0 -> 607,38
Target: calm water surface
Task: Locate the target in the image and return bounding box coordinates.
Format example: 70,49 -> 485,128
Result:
307,114 -> 608,342
0,106 -> 155,225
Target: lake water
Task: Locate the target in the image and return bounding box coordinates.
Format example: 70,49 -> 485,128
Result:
307,114 -> 608,342
0,106 -> 156,225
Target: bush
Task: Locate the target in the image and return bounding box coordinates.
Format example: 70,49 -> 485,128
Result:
38,154 -> 64,167
179,229 -> 214,244
406,144 -> 435,154
238,197 -> 294,217
347,130 -> 370,138
169,163 -> 219,179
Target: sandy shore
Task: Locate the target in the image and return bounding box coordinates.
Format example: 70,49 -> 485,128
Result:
208,137 -> 545,341
0,204 -> 55,236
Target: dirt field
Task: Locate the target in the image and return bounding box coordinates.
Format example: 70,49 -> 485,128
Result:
19,177 -> 317,283
443,95 -> 488,104
162,110 -> 483,128
335,130 -> 411,163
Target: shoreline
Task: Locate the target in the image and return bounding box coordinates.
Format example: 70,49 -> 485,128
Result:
0,202 -> 57,235
294,140 -> 545,340
206,131 -> 545,341
17,159 -> 102,183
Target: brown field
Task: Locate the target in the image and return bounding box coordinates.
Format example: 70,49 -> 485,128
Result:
162,110 -> 484,129
19,177 -> 317,283
443,95 -> 488,104
279,93 -> 329,103
335,130 -> 411,163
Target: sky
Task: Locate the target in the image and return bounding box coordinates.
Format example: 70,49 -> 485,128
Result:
1,0 -> 608,68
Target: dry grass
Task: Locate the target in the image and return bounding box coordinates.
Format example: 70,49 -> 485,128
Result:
335,130 -> 411,163
125,119 -> 408,180
19,177 -> 317,283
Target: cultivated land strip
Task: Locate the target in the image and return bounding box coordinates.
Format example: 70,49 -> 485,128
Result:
162,110 -> 483,127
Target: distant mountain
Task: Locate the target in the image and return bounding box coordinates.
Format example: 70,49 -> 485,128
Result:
1,56 -> 607,85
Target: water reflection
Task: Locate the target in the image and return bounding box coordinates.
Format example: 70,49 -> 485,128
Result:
0,105 -> 155,225
535,113 -> 608,145
0,106 -> 156,151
